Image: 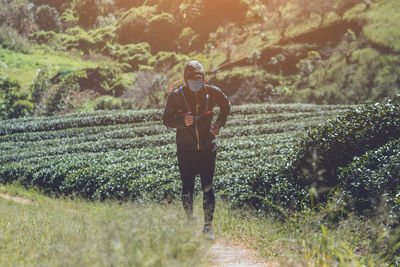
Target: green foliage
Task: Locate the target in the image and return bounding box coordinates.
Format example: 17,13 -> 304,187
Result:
0,47 -> 99,88
292,45 -> 400,104
147,12 -> 178,52
93,95 -> 137,110
339,138 -> 400,221
28,31 -> 57,45
0,184 -> 208,266
363,0 -> 400,52
125,70 -> 168,109
72,0 -> 101,29
103,43 -> 151,71
32,0 -> 73,13
208,68 -> 283,104
34,5 -> 62,32
62,27 -> 96,54
45,71 -> 85,116
88,26 -> 115,50
0,75 -> 33,119
148,51 -> 189,71
116,6 -> 157,44
0,103 -> 346,202
282,99 -> 400,207
178,27 -> 200,53
30,64 -> 52,106
60,7 -> 79,25
0,0 -> 33,34
0,25 -> 31,53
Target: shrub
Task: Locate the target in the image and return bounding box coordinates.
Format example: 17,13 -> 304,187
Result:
338,138 -> 400,221
31,0 -> 73,13
30,64 -> 52,112
34,5 -> 62,32
293,44 -> 400,105
147,13 -> 178,52
116,6 -> 156,44
0,75 -> 33,119
282,99 -> 400,205
45,72 -> 85,116
0,25 -> 31,53
87,26 -> 115,51
0,0 -> 34,34
93,95 -> 122,110
178,27 -> 201,53
73,0 -> 101,29
208,68 -> 282,104
11,100 -> 34,118
29,31 -> 57,45
63,27 -> 96,54
102,43 -> 151,71
125,70 -> 168,109
148,51 -> 189,71
93,95 -> 137,111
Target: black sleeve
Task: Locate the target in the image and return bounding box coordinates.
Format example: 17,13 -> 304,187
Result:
162,92 -> 186,129
213,87 -> 231,127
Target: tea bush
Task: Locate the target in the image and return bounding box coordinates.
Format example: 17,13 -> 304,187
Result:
281,99 -> 400,207
0,103 -> 346,203
339,138 -> 400,221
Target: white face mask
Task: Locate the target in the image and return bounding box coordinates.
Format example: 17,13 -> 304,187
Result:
187,78 -> 204,92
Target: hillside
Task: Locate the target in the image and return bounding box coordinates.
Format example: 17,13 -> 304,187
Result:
1,0 -> 400,119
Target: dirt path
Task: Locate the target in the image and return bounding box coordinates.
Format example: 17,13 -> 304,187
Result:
208,240 -> 279,267
0,193 -> 35,205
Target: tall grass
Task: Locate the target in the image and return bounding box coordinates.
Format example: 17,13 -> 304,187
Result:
0,184 -> 394,266
213,200 -> 389,266
0,184 -> 209,267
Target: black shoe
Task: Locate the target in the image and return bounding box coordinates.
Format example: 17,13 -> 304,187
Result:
203,225 -> 215,241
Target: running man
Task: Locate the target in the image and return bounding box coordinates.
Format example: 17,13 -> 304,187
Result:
163,60 -> 231,240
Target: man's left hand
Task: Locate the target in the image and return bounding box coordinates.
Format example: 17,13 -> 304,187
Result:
211,123 -> 220,136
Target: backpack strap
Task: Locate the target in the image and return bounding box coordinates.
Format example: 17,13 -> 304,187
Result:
179,85 -> 191,113
178,85 -> 213,118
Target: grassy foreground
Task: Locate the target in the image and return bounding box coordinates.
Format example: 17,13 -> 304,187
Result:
0,184 -> 209,267
0,184 -> 390,267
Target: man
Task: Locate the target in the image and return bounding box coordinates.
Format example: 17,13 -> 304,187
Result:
163,60 -> 231,240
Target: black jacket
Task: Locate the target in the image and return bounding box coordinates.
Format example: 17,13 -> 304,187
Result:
163,84 -> 231,151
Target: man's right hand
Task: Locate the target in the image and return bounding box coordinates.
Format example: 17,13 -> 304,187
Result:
184,112 -> 194,126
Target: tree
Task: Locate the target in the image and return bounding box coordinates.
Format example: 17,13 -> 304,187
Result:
0,75 -> 33,119
262,0 -> 297,39
0,0 -> 34,34
30,64 -> 52,114
73,0 -> 101,29
34,5 -> 62,32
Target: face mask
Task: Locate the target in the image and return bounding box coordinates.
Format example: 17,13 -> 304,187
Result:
187,78 -> 203,92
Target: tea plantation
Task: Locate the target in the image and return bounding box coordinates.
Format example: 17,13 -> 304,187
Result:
0,103 -> 349,205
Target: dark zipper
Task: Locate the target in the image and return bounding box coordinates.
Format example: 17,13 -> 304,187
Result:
195,92 -> 200,151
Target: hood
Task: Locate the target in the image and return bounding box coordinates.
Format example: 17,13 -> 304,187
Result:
184,60 -> 205,84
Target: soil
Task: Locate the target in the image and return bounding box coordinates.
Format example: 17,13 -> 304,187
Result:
208,240 -> 280,267
0,193 -> 35,205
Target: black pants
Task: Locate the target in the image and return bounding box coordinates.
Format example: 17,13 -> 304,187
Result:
177,149 -> 216,226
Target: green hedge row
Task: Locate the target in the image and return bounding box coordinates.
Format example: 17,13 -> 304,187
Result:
0,104 -> 348,135
339,138 -> 400,221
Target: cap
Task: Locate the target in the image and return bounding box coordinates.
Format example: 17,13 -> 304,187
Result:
189,73 -> 204,79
